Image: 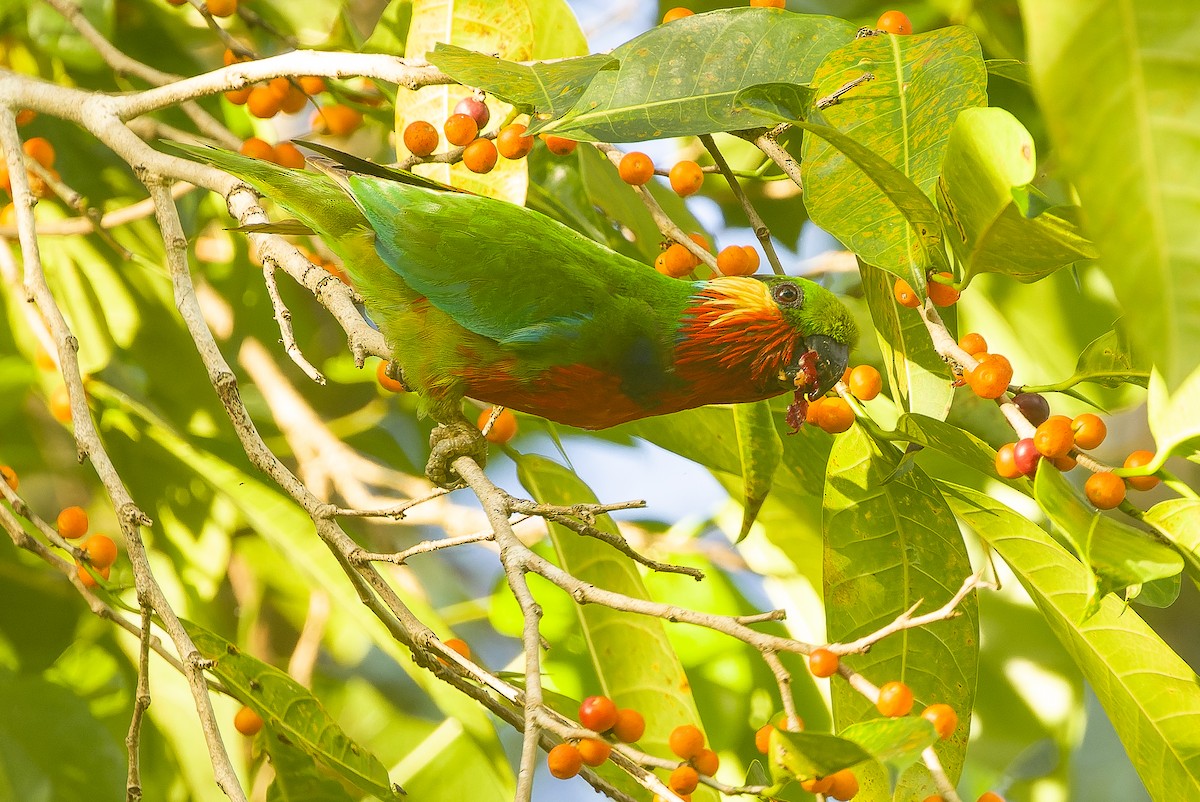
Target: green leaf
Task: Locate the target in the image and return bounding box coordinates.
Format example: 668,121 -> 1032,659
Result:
797,26 -> 987,280
938,107 -> 1097,283
265,738 -> 356,802
1033,466 -> 1182,611
946,483 -> 1200,801
515,456 -> 703,760
184,623 -> 398,800
840,717 -> 939,772
543,9 -> 854,141
890,413 -> 1013,483
733,400 -> 783,541
428,44 -> 614,120
1145,499 -> 1200,592
234,0 -> 346,47
1022,325 -> 1149,392
1148,366 -> 1200,464
859,262 -> 954,419
770,729 -> 872,782
985,58 -> 1030,86
822,426 -> 977,793
1020,0 -> 1200,392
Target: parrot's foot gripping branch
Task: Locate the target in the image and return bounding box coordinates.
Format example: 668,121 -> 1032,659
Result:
427,419 -> 490,488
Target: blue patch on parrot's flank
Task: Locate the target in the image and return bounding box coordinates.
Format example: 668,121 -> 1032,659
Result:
619,335 -> 671,405
501,314 -> 591,346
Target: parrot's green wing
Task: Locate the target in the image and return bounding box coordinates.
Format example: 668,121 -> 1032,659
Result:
344,175 -> 688,349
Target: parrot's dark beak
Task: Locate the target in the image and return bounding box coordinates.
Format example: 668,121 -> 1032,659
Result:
785,335 -> 850,399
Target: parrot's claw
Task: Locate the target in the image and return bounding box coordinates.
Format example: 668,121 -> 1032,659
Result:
426,420 -> 488,488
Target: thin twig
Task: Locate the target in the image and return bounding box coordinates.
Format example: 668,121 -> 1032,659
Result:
261,260 -> 325,383
699,133 -> 785,275
125,601 -> 153,802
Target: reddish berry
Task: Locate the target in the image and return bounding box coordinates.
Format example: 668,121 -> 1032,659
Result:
995,443 -> 1022,479
877,10 -> 913,34
57,506 -> 89,539
578,695 -> 618,733
542,135 -> 577,156
618,151 -> 655,186
84,534 -> 118,569
875,681 -> 914,717
921,703 -> 958,739
233,705 -> 263,736
477,407 -> 518,444
403,120 -> 439,157
577,738 -> 611,767
453,96 -> 490,129
669,764 -> 700,795
1124,450 -> 1160,491
462,138 -> 498,174
668,724 -> 705,760
612,708 -> 645,743
808,647 -> 839,678
669,161 -> 704,196
926,272 -> 960,307
1071,413 -> 1107,450
547,743 -> 582,779
958,332 -> 987,355
848,365 -> 882,401
894,277 -> 921,308
817,397 -> 855,434
1033,415 -> 1075,459
496,124 -> 534,159
663,7 -> 694,22
1085,472 -> 1126,509
1013,438 -> 1041,476
1012,392 -> 1049,427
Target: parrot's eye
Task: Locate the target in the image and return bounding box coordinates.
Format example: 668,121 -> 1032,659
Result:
772,282 -> 803,307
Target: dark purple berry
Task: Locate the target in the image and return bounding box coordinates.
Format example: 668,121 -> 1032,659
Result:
454,96 -> 490,130
1013,438 -> 1041,476
1013,392 -> 1050,427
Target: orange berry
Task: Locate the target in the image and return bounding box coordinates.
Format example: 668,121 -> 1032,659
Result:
57,506 -> 89,539
222,48 -> 246,66
273,142 -> 307,169
877,10 -> 913,34
311,104 -> 362,136
578,695 -> 618,733
663,7 -> 694,22
22,137 -> 56,168
927,272 -> 960,307
658,243 -> 697,278
669,725 -> 705,760
1123,450 -> 1159,491
233,704 -> 263,736
1033,415 -> 1074,459
754,723 -> 773,754
477,407 -> 518,444
299,76 -> 327,95
805,396 -> 825,426
966,355 -> 1013,399
462,138 -> 498,174
687,232 -> 712,253
84,534 -> 118,569
808,647 -> 839,678
921,703 -> 958,740
15,109 -> 36,126
50,384 -> 72,423
876,680 -> 914,717
618,151 -> 655,186
612,708 -> 645,743
995,443 -> 1022,479
542,135 -> 577,156
692,748 -> 719,776
443,638 -> 471,660
496,124 -> 534,159
978,794 -> 1005,802
894,277 -> 921,308
801,775 -> 835,794
958,332 -> 987,355
750,0 -> 787,7
0,465 -> 17,491
443,113 -> 479,147
547,743 -> 582,779
266,77 -> 291,101
1085,472 -> 1126,509
924,797 -> 947,802
817,396 -> 854,434
376,360 -> 407,393
403,120 -> 439,157
279,85 -> 309,115
742,246 -> 761,271
223,86 -> 252,105
1052,454 -> 1077,472
238,137 -> 276,162
577,738 -> 611,767
1071,413 -> 1107,450
246,86 -> 282,119
669,160 -> 704,196
716,245 -> 756,276
77,561 -> 110,588
207,0 -> 237,17
827,768 -> 860,800
669,764 -> 700,795
653,796 -> 691,802
848,365 -> 882,401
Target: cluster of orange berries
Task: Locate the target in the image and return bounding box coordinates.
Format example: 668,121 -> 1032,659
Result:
545,695 -> 646,780
804,364 -> 882,434
753,717 -> 859,798
238,137 -> 306,168
895,272 -> 961,310
617,150 -> 706,198
220,50 -> 364,135
663,6 -> 913,35
663,0 -> 786,21
653,234 -> 761,279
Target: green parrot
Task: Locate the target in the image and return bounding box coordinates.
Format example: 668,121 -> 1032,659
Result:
167,143 -> 857,484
